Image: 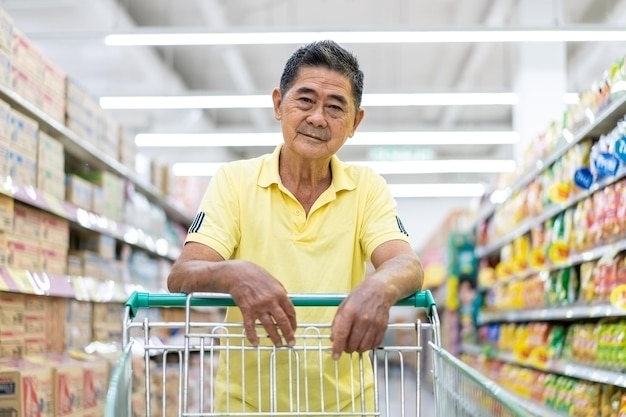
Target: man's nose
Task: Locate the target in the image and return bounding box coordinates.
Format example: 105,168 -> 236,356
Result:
306,104 -> 327,127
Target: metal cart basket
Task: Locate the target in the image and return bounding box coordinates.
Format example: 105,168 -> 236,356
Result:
104,291 -> 534,416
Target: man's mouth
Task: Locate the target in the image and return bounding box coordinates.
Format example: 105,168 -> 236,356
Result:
298,130 -> 329,141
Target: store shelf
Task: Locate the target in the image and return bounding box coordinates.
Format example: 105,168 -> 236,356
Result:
471,92 -> 626,236
476,167 -> 626,257
0,83 -> 192,226
485,238 -> 626,286
462,344 -> 626,389
479,304 -> 626,324
0,266 -> 151,302
1,178 -> 181,261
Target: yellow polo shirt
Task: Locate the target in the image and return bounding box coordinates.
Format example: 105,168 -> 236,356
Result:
186,144 -> 410,413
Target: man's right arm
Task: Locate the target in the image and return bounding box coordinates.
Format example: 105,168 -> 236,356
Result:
167,242 -> 297,347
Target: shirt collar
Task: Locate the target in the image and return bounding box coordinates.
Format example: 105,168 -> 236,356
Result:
258,144 -> 356,192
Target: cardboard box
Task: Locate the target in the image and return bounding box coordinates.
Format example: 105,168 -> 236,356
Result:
67,250 -> 101,280
9,109 -> 38,159
8,148 -> 37,186
0,307 -> 24,333
0,292 -> 25,310
65,174 -> 92,210
0,7 -> 13,54
24,294 -> 46,317
23,336 -> 46,357
0,360 -> 54,417
0,340 -> 23,359
40,241 -> 68,276
12,202 -> 41,240
52,359 -> 83,417
0,98 -> 11,140
0,193 -> 13,231
81,359 -> 109,414
37,131 -> 64,172
4,233 -> 41,271
40,212 -> 69,246
37,167 -> 66,201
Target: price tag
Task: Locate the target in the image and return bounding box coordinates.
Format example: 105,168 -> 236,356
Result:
610,284 -> 626,310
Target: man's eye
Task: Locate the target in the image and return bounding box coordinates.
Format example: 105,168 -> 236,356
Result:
299,97 -> 313,103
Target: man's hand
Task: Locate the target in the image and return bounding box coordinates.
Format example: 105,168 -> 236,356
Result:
228,261 -> 297,347
330,279 -> 390,359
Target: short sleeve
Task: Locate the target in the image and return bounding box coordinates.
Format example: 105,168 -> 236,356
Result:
359,170 -> 411,259
185,164 -> 241,260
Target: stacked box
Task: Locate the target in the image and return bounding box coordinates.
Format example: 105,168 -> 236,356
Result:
0,292 -> 24,359
11,28 -> 65,123
67,250 -> 102,279
0,7 -> 13,55
119,128 -> 136,171
23,294 -> 46,357
65,174 -> 92,211
52,358 -> 84,417
0,193 -> 13,231
8,203 -> 42,271
47,297 -> 67,353
91,302 -> 123,343
12,202 -> 40,240
8,109 -> 38,185
40,212 -> 69,276
81,359 -> 109,417
3,233 -> 40,271
37,131 -> 65,200
78,170 -> 125,221
65,300 -> 91,350
11,29 -> 44,109
65,80 -> 107,149
0,360 -> 54,417
0,99 -> 10,141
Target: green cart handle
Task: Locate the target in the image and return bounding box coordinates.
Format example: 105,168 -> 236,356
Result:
125,290 -> 436,320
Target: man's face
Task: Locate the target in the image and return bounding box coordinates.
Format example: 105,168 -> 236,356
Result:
272,66 -> 365,160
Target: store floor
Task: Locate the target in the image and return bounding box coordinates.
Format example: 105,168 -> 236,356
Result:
377,365 -> 436,416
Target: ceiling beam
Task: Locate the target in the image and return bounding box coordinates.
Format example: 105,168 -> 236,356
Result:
194,0 -> 270,131
437,0 -> 516,128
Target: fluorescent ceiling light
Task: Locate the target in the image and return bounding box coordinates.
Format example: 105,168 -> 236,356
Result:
563,93 -> 580,105
388,183 -> 486,198
104,28 -> 626,46
135,131 -> 519,147
100,92 -> 518,109
172,159 -> 516,177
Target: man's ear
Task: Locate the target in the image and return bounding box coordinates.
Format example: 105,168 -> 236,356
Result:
272,88 -> 282,120
349,108 -> 365,137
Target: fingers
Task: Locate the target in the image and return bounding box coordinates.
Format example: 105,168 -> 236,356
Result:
243,317 -> 260,346
258,313 -> 283,346
243,305 -> 297,347
331,303 -> 388,359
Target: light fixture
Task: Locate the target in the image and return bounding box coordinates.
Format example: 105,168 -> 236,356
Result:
103,27 -> 626,46
135,131 -> 519,147
388,183 -> 486,198
172,160 -> 516,177
100,92 -> 518,109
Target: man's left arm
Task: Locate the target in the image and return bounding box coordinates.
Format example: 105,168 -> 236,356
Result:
330,239 -> 423,358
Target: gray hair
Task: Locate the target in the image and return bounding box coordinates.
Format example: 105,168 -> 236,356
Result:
279,40 -> 364,110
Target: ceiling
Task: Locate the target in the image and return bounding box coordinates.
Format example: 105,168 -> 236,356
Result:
3,0 -> 626,205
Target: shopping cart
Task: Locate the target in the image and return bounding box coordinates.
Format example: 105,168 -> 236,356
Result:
104,291 -> 531,416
